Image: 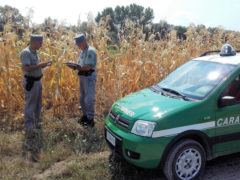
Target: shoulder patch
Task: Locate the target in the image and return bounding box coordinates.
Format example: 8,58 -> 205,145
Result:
88,54 -> 92,58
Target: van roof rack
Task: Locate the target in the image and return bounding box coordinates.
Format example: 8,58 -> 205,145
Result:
200,50 -> 221,57
200,50 -> 240,57
200,44 -> 240,57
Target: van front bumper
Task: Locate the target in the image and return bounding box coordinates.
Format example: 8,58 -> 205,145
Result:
105,116 -> 168,169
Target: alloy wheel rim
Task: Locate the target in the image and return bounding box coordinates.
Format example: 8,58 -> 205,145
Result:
175,148 -> 201,180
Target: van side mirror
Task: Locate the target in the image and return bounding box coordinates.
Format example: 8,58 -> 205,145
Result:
219,96 -> 237,107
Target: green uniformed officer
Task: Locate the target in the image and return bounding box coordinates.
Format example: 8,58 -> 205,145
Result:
20,34 -> 51,161
66,34 -> 97,127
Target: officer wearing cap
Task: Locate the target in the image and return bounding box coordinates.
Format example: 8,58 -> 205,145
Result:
67,34 -> 97,127
20,34 -> 51,161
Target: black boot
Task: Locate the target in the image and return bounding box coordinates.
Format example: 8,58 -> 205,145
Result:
81,117 -> 94,128
87,119 -> 94,127
78,115 -> 87,125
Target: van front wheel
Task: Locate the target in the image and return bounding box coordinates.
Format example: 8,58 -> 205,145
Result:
163,139 -> 206,180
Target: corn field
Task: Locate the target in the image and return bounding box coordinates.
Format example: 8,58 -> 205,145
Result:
1,21 -> 240,130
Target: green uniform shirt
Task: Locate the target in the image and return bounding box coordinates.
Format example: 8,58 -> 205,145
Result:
78,45 -> 97,70
20,46 -> 42,77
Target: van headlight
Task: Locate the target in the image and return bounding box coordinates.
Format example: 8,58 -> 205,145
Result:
131,120 -> 156,137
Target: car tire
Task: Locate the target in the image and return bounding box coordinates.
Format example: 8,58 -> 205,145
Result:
163,139 -> 206,180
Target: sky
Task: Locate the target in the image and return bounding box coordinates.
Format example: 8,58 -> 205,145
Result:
1,0 -> 240,31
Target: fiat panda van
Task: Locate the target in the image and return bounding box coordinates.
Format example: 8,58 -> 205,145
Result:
105,44 -> 240,180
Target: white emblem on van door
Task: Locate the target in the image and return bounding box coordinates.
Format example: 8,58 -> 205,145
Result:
204,116 -> 211,120
217,116 -> 240,127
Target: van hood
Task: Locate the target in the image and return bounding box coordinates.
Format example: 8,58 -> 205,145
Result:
112,88 -> 198,121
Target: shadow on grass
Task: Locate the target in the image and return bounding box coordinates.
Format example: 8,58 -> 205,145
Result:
74,126 -> 106,154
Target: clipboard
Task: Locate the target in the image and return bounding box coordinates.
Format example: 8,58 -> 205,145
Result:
64,62 -> 81,68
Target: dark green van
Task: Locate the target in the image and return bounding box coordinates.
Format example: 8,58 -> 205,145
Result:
105,44 -> 240,180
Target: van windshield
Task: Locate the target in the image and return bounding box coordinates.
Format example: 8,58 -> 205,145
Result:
158,60 -> 237,100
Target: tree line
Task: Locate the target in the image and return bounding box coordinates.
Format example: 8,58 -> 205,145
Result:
0,4 -> 233,43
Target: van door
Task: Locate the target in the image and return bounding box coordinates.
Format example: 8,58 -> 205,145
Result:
215,75 -> 240,154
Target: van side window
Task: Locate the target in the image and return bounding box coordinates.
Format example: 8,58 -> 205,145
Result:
222,75 -> 240,101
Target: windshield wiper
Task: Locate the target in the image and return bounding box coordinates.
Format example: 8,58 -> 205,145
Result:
161,87 -> 190,101
149,85 -> 165,95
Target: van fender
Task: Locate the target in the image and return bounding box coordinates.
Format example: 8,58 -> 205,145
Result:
158,130 -> 213,168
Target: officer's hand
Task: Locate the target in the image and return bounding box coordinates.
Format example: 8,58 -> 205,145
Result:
67,65 -> 77,70
46,61 -> 53,66
38,62 -> 49,69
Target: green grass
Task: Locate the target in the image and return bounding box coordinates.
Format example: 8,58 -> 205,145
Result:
0,111 -> 166,180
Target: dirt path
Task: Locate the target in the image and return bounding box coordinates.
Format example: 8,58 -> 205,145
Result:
3,150 -> 240,180
202,152 -> 240,180
149,152 -> 240,180
32,160 -> 76,180
111,152 -> 240,180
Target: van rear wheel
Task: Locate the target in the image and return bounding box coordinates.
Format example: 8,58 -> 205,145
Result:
163,139 -> 206,180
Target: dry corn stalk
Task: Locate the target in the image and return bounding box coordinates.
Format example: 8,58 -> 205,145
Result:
1,22 -> 240,130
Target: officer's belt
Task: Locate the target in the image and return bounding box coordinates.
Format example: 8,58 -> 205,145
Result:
78,70 -> 95,76
24,75 -> 43,91
24,75 -> 43,81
